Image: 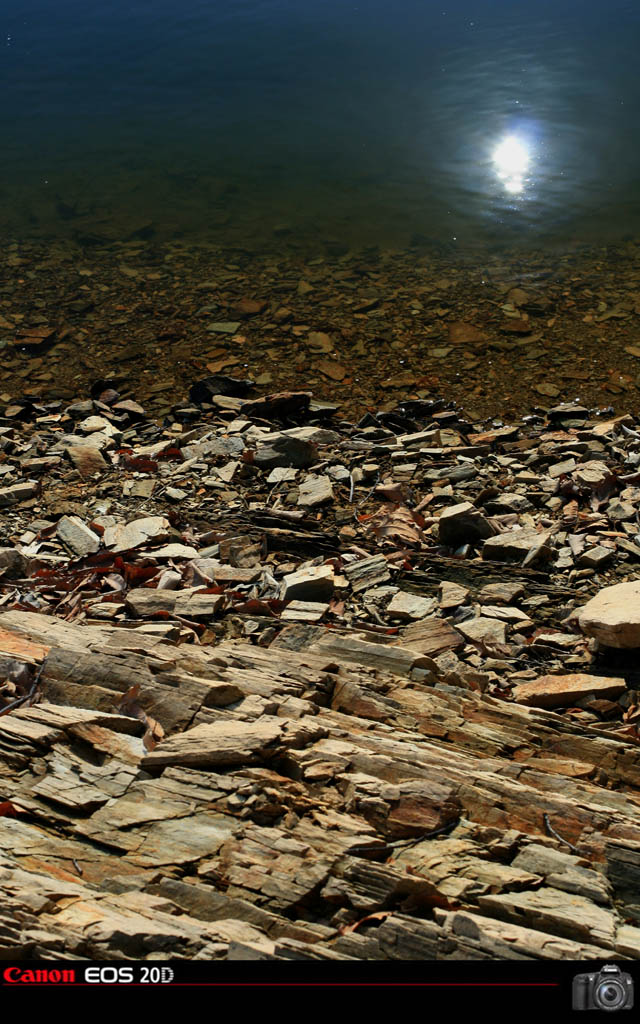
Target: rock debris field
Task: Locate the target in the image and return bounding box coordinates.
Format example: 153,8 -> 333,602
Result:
5,376 -> 640,961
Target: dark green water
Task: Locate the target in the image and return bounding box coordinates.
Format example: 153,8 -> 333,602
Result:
2,0 -> 640,250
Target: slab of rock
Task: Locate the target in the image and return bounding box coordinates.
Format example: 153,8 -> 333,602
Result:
477,887 -> 616,950
579,581 -> 640,648
125,590 -> 180,617
125,588 -> 224,620
396,617 -> 464,656
482,528 -> 551,564
0,482 -> 38,507
344,555 -> 390,593
253,436 -> 318,470
145,543 -> 199,560
573,461 -> 611,488
483,492 -> 534,515
477,582 -> 525,605
313,634 -> 435,677
438,502 -> 494,546
513,673 -> 627,708
66,445 -> 108,479
297,475 -> 334,508
141,719 -> 289,769
281,601 -> 329,623
0,548 -> 28,579
438,582 -> 470,610
56,516 -> 100,558
387,591 -> 435,621
457,616 -> 507,645
578,546 -> 614,569
103,516 -> 171,553
282,565 -> 334,601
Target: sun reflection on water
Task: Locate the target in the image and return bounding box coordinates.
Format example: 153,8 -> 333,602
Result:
493,135 -> 530,194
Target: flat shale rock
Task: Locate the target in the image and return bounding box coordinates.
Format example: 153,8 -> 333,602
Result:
438,581 -> 470,610
386,591 -> 435,620
0,482 -> 38,507
56,515 -> 100,557
438,502 -> 494,546
103,516 -> 171,553
395,617 -> 464,656
457,616 -> 507,645
476,887 -> 617,951
579,581 -> 640,648
253,436 -> 317,469
477,582 -> 525,605
282,565 -> 335,601
513,673 -> 627,709
344,554 -> 390,593
141,718 -> 322,769
297,474 -> 334,508
482,528 -> 551,564
0,548 -> 28,579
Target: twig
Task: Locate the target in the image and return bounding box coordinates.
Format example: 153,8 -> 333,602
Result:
349,818 -> 460,859
0,657 -> 48,718
357,474 -> 380,507
543,813 -> 580,853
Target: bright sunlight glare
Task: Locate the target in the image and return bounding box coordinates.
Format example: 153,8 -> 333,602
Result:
493,135 -> 530,195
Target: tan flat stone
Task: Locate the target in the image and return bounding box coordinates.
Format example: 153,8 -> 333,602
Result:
579,581 -> 640,648
513,673 -> 626,708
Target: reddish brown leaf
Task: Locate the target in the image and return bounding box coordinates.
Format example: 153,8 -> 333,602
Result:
123,456 -> 159,473
156,447 -> 183,462
338,911 -> 392,936
0,801 -> 20,817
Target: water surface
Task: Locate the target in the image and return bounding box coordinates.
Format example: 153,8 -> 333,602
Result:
2,0 -> 639,249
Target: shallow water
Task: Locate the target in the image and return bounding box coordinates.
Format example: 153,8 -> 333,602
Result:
3,0 -> 640,249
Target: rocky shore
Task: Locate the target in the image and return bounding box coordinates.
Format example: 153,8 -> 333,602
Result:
2,378 -> 640,960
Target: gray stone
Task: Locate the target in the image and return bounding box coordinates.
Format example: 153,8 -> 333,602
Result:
438,502 -> 494,546
0,482 -> 38,507
578,546 -> 614,569
482,528 -> 551,564
56,516 -> 100,558
253,436 -> 318,470
103,516 -> 171,553
297,475 -> 334,508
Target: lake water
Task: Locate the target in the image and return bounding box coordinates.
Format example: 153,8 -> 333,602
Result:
3,0 -> 640,250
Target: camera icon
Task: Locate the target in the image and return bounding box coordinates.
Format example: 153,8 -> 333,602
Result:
572,964 -> 634,1012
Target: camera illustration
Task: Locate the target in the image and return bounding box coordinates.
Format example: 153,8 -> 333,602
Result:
572,964 -> 634,1011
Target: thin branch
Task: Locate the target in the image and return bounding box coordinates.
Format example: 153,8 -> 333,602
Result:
0,656 -> 48,718
543,813 -> 580,854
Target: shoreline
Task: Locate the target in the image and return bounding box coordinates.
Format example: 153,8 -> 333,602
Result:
2,234 -> 640,425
